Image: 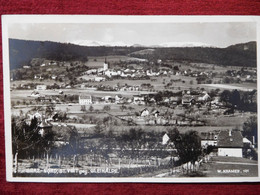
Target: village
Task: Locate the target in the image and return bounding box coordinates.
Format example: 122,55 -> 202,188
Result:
10,55 -> 258,177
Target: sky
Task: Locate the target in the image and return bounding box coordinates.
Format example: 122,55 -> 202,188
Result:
8,22 -> 256,48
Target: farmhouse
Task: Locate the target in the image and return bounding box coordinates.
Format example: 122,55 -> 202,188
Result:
217,130 -> 243,158
79,95 -> 93,105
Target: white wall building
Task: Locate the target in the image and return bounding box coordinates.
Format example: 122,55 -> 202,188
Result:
217,130 -> 243,158
79,95 -> 93,105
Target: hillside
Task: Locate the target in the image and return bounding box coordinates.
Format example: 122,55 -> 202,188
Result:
130,42 -> 256,67
9,39 -> 256,69
9,39 -> 143,69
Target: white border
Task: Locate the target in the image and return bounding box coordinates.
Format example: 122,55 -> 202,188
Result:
2,15 -> 260,183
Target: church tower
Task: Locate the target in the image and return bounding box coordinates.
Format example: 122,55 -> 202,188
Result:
103,58 -> 108,71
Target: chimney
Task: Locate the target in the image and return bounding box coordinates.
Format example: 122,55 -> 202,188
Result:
229,130 -> 232,136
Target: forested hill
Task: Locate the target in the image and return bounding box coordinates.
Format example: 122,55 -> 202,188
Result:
9,39 -> 143,69
9,39 -> 256,70
130,41 -> 256,67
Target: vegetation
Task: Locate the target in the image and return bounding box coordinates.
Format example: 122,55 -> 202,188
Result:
243,116 -> 258,146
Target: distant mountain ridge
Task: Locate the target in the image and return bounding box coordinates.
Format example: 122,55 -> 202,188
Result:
9,39 -> 256,69
70,40 -> 216,48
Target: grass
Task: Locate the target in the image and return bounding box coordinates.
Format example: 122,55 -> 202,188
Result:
205,113 -> 254,127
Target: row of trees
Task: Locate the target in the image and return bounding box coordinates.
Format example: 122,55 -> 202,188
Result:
220,89 -> 257,112
12,116 -> 78,173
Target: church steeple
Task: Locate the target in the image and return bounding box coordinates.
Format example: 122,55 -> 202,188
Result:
104,58 -> 108,71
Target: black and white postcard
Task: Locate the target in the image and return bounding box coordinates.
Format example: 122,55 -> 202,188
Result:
2,15 -> 260,182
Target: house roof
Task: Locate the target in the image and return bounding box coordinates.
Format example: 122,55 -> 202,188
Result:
39,120 -> 53,128
217,130 -> 243,148
79,95 -> 92,100
200,132 -> 217,140
141,108 -> 149,112
151,110 -> 160,114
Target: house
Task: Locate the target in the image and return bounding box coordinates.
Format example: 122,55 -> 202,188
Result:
182,95 -> 196,106
38,119 -> 53,137
217,130 -> 243,157
151,109 -> 160,117
200,132 -> 218,147
243,137 -> 253,148
104,69 -> 119,78
30,91 -> 40,97
94,76 -> 106,82
79,95 -> 93,105
36,85 -> 47,91
115,94 -> 124,104
198,92 -> 211,102
140,108 -> 149,117
169,96 -> 179,105
133,95 -> 145,105
162,133 -> 170,145
104,96 -> 114,103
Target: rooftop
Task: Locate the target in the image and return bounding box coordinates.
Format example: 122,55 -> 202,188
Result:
79,95 -> 92,100
217,130 -> 243,148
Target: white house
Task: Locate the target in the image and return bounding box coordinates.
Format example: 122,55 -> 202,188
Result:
140,108 -> 149,117
94,76 -> 106,82
133,95 -> 145,105
36,85 -> 47,91
104,69 -> 118,78
217,130 -> 243,157
198,92 -> 211,102
162,133 -> 170,145
79,95 -> 93,105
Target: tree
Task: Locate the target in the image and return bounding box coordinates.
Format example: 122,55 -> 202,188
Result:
12,116 -> 55,173
45,104 -> 55,117
120,104 -> 127,112
80,105 -> 86,112
243,116 -> 257,146
220,90 -> 232,105
89,105 -> 94,112
103,105 -> 111,112
230,89 -> 240,107
170,129 -> 202,172
154,92 -> 163,103
68,126 -> 80,168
